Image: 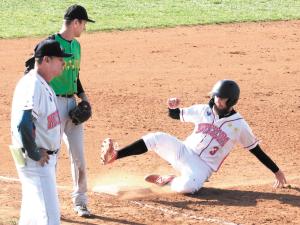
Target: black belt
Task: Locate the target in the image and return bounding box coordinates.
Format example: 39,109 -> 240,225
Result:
47,149 -> 59,155
56,94 -> 74,98
22,148 -> 59,155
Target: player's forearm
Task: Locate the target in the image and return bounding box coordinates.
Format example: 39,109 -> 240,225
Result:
76,76 -> 85,96
249,144 -> 279,173
77,74 -> 88,101
77,92 -> 89,102
168,108 -> 180,120
18,110 -> 41,161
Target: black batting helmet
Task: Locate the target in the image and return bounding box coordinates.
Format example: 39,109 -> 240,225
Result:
211,80 -> 240,107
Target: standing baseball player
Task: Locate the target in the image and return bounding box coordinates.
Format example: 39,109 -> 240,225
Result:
101,80 -> 287,193
24,4 -> 94,217
11,39 -> 72,224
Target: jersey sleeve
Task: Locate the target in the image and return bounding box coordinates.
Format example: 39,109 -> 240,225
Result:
20,78 -> 41,120
237,120 -> 259,150
180,104 -> 205,123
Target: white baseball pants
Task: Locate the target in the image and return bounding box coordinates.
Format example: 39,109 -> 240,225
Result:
143,132 -> 213,193
17,155 -> 60,225
56,96 -> 88,206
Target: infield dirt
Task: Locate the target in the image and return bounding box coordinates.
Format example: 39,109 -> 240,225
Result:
0,20 -> 299,225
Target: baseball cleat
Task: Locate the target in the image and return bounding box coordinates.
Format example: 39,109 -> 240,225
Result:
144,174 -> 176,186
74,204 -> 91,217
100,138 -> 117,165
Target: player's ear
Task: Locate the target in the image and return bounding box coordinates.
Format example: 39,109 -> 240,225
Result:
73,19 -> 80,26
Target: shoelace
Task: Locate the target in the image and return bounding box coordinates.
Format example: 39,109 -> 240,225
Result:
77,205 -> 88,211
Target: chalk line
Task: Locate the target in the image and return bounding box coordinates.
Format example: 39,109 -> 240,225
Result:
131,200 -> 241,225
0,175 -> 71,190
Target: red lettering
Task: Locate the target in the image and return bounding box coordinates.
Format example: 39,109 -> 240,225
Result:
196,123 -> 229,147
47,111 -> 60,129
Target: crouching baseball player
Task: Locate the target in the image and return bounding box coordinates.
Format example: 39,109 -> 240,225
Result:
100,80 -> 287,193
11,40 -> 72,224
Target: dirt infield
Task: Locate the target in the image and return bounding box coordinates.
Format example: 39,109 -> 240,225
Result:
0,20 -> 299,225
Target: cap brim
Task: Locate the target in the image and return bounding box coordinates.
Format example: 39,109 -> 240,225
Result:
34,53 -> 72,58
62,53 -> 73,57
86,18 -> 95,23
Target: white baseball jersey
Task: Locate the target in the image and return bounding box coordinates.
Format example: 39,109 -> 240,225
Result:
11,69 -> 62,224
11,69 -> 61,150
180,104 -> 258,171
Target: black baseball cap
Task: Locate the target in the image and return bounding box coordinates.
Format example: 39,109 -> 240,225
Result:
64,4 -> 95,23
34,39 -> 73,58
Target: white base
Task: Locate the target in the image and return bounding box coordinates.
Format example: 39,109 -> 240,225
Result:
92,184 -> 152,197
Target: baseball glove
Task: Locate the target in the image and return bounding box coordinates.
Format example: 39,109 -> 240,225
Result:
100,138 -> 117,165
69,100 -> 92,125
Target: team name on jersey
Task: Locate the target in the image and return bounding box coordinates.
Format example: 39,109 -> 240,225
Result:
47,110 -> 60,129
196,123 -> 229,147
64,59 -> 80,71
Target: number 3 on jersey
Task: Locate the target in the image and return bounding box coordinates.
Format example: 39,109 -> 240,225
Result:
209,146 -> 219,155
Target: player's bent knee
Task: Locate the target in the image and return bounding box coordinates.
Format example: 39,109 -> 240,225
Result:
151,131 -> 168,139
143,132 -> 168,150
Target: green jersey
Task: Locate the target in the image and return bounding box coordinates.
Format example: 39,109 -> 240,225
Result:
50,34 -> 81,95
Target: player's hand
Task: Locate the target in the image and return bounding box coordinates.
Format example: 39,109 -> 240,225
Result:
273,169 -> 287,188
38,148 -> 50,167
167,97 -> 180,109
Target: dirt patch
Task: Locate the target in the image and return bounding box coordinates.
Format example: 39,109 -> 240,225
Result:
0,20 -> 299,224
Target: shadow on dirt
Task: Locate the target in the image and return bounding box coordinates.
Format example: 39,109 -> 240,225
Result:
61,214 -> 145,225
150,187 -> 300,208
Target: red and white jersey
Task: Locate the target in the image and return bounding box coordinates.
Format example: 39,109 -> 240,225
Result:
11,70 -> 61,150
180,104 -> 258,171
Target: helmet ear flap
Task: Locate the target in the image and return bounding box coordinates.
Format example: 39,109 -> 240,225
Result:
226,96 -> 238,107
226,98 -> 233,107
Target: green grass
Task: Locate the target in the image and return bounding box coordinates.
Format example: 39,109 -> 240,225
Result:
1,0 -> 300,38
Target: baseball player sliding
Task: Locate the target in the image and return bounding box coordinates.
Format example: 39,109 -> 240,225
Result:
101,80 -> 287,193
